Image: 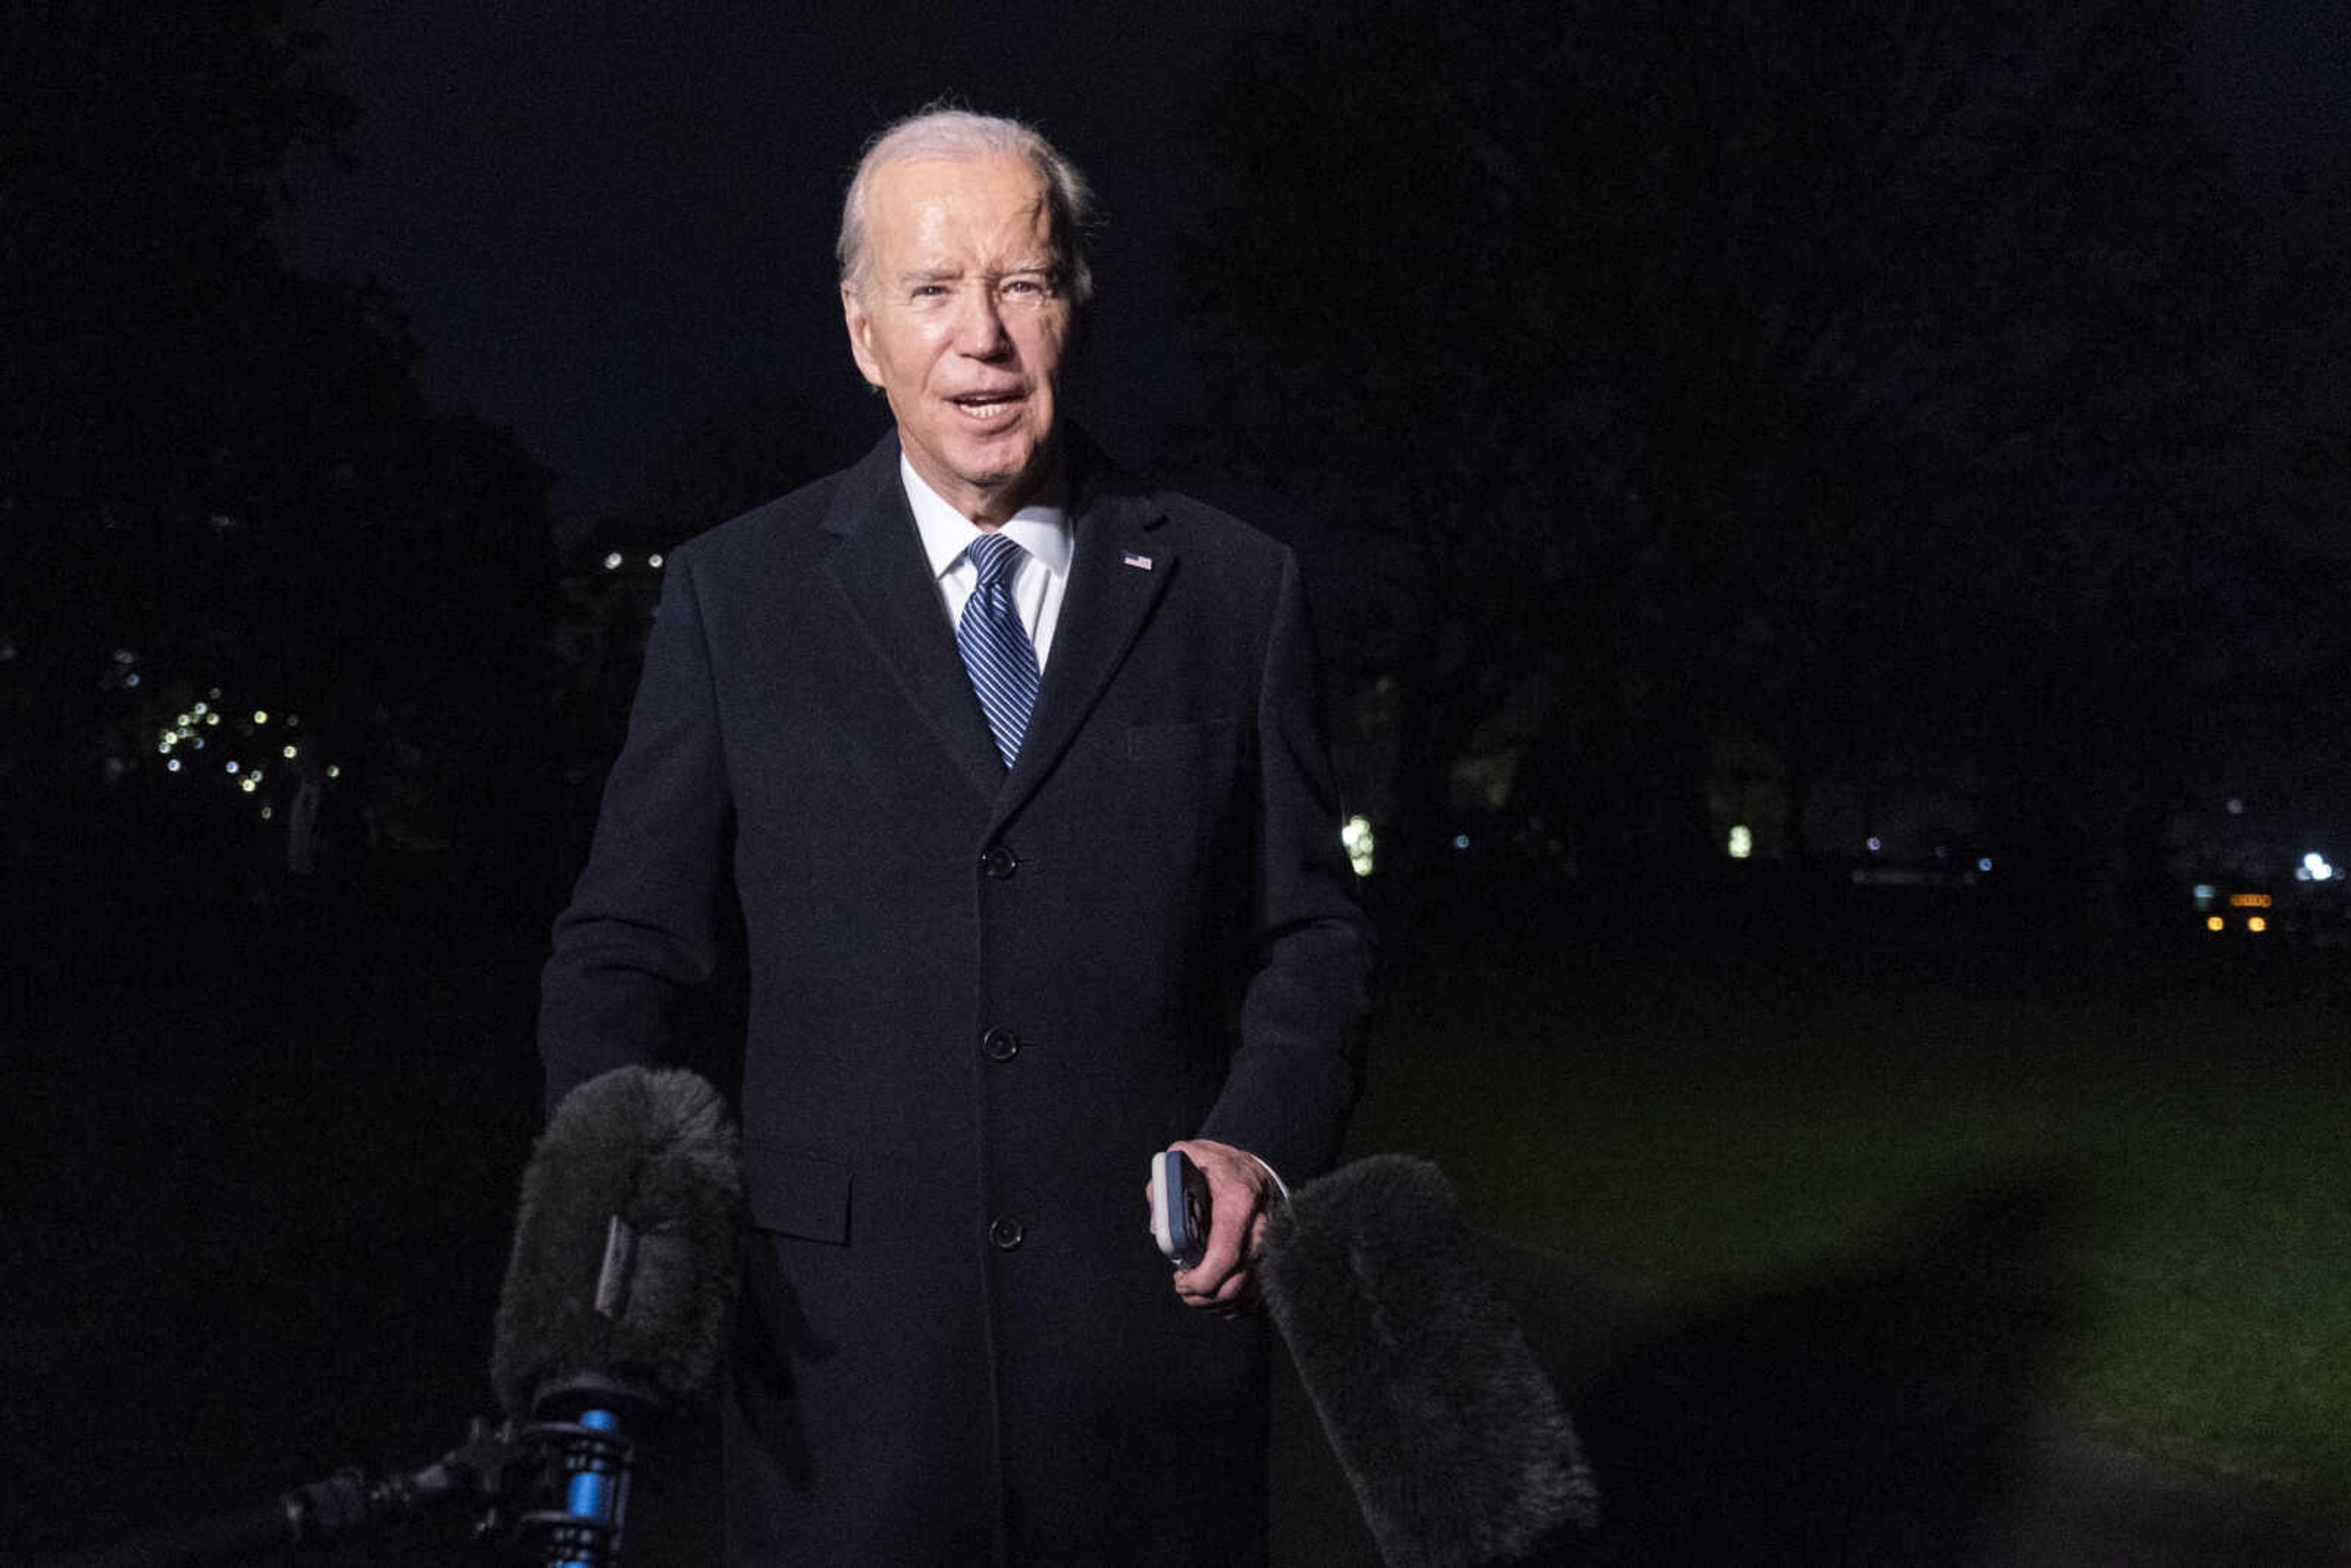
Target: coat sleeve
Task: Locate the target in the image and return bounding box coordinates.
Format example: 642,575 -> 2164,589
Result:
1195,545 -> 1375,1183
537,555 -> 735,1110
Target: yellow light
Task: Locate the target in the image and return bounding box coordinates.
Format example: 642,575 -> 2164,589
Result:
239,778 -> 257,793
1341,815 -> 1376,878
2249,916 -> 2268,934
252,710 -> 268,725
2230,893 -> 2271,909
1728,825 -> 1753,860
206,712 -> 220,726
326,765 -> 340,779
176,713 -> 192,727
282,745 -> 297,759
2206,915 -> 2224,932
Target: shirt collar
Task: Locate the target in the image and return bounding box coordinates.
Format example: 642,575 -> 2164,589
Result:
900,454 -> 1073,582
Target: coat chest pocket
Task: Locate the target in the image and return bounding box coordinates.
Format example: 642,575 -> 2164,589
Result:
1122,718 -> 1240,764
743,1139 -> 852,1245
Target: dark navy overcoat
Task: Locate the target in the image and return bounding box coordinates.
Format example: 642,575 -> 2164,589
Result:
539,432 -> 1374,1564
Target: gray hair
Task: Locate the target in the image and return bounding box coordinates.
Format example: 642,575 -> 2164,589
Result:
837,107 -> 1096,306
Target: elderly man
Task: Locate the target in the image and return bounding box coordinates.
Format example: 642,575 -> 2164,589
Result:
539,107 -> 1373,1564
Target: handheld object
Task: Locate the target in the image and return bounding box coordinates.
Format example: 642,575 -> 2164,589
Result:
1149,1149 -> 1210,1269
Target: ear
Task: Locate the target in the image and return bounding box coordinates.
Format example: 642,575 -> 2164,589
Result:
841,281 -> 884,389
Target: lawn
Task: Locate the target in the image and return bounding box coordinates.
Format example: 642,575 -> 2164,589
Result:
1347,929 -> 2351,1511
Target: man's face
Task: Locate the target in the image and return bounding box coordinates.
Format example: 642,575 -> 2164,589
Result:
842,154 -> 1073,526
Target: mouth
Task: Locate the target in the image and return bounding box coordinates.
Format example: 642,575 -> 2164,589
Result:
950,391 -> 1027,424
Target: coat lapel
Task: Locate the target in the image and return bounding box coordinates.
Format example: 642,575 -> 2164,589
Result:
819,437 -> 1005,803
995,467 -> 1171,825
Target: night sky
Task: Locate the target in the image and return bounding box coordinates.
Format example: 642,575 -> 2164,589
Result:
286,0 -> 1310,535
285,0 -> 2349,538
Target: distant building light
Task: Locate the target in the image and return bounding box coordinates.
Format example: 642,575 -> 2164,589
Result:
282,745 -> 298,759
193,702 -> 208,716
1452,834 -> 1471,851
2304,853 -> 2334,883
123,672 -> 140,688
1728,825 -> 1753,860
206,712 -> 220,726
1977,858 -> 1993,873
166,759 -> 181,774
239,778 -> 257,793
2206,915 -> 2224,932
2230,893 -> 2272,909
2248,916 -> 2268,934
326,765 -> 340,779
260,805 -> 273,821
225,760 -> 239,773
252,710 -> 268,725
1341,815 -> 1375,878
1866,836 -> 1883,853
649,553 -> 666,569
604,552 -> 624,571
2192,884 -> 2217,908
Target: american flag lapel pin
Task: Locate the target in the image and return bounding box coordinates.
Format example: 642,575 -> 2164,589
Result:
1122,552 -> 1154,571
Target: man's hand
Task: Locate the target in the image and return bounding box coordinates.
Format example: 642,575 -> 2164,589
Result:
1156,1139 -> 1278,1316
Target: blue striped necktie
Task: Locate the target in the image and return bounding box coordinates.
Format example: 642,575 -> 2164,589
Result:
957,531 -> 1040,768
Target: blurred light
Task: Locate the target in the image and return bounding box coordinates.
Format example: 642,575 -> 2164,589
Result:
604,552 -> 624,571
287,714 -> 300,727
2192,884 -> 2217,908
225,760 -> 239,773
2230,893 -> 2271,909
123,672 -> 140,688
206,713 -> 220,726
176,713 -> 192,727
208,687 -> 221,699
2226,797 -> 2245,815
2206,915 -> 2224,932
2248,916 -> 2268,934
649,553 -> 665,569
260,805 -> 273,820
247,769 -> 263,784
1727,825 -> 1753,860
1452,834 -> 1471,851
1978,858 -> 1993,873
326,765 -> 340,779
282,745 -> 298,759
192,702 -> 208,716
1866,836 -> 1882,853
1341,815 -> 1375,878
190,737 -> 203,749
112,648 -> 135,664
166,759 -> 181,774
252,710 -> 268,725
2304,853 -> 2334,883
239,778 -> 257,793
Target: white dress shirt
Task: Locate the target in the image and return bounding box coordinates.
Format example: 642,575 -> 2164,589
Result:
900,456 -> 1073,669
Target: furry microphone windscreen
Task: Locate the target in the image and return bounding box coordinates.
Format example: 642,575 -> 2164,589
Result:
489,1066 -> 743,1421
1259,1155 -> 1599,1567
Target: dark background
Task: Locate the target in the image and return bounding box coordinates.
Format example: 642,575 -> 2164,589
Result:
8,0 -> 2350,1560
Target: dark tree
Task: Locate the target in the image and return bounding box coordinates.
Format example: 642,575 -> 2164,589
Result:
1168,0 -> 2326,934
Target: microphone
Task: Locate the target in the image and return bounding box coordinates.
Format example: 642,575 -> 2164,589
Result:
490,1065 -> 743,1567
1258,1155 -> 1599,1567
40,1067 -> 739,1568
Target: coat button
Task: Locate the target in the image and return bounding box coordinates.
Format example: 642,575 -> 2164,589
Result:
989,1216 -> 1026,1250
981,844 -> 1018,879
981,1027 -> 1021,1062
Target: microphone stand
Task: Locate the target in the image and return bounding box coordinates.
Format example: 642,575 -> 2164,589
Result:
37,1413 -> 636,1567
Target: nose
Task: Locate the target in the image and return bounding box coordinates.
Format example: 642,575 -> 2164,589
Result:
951,285 -> 1011,359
